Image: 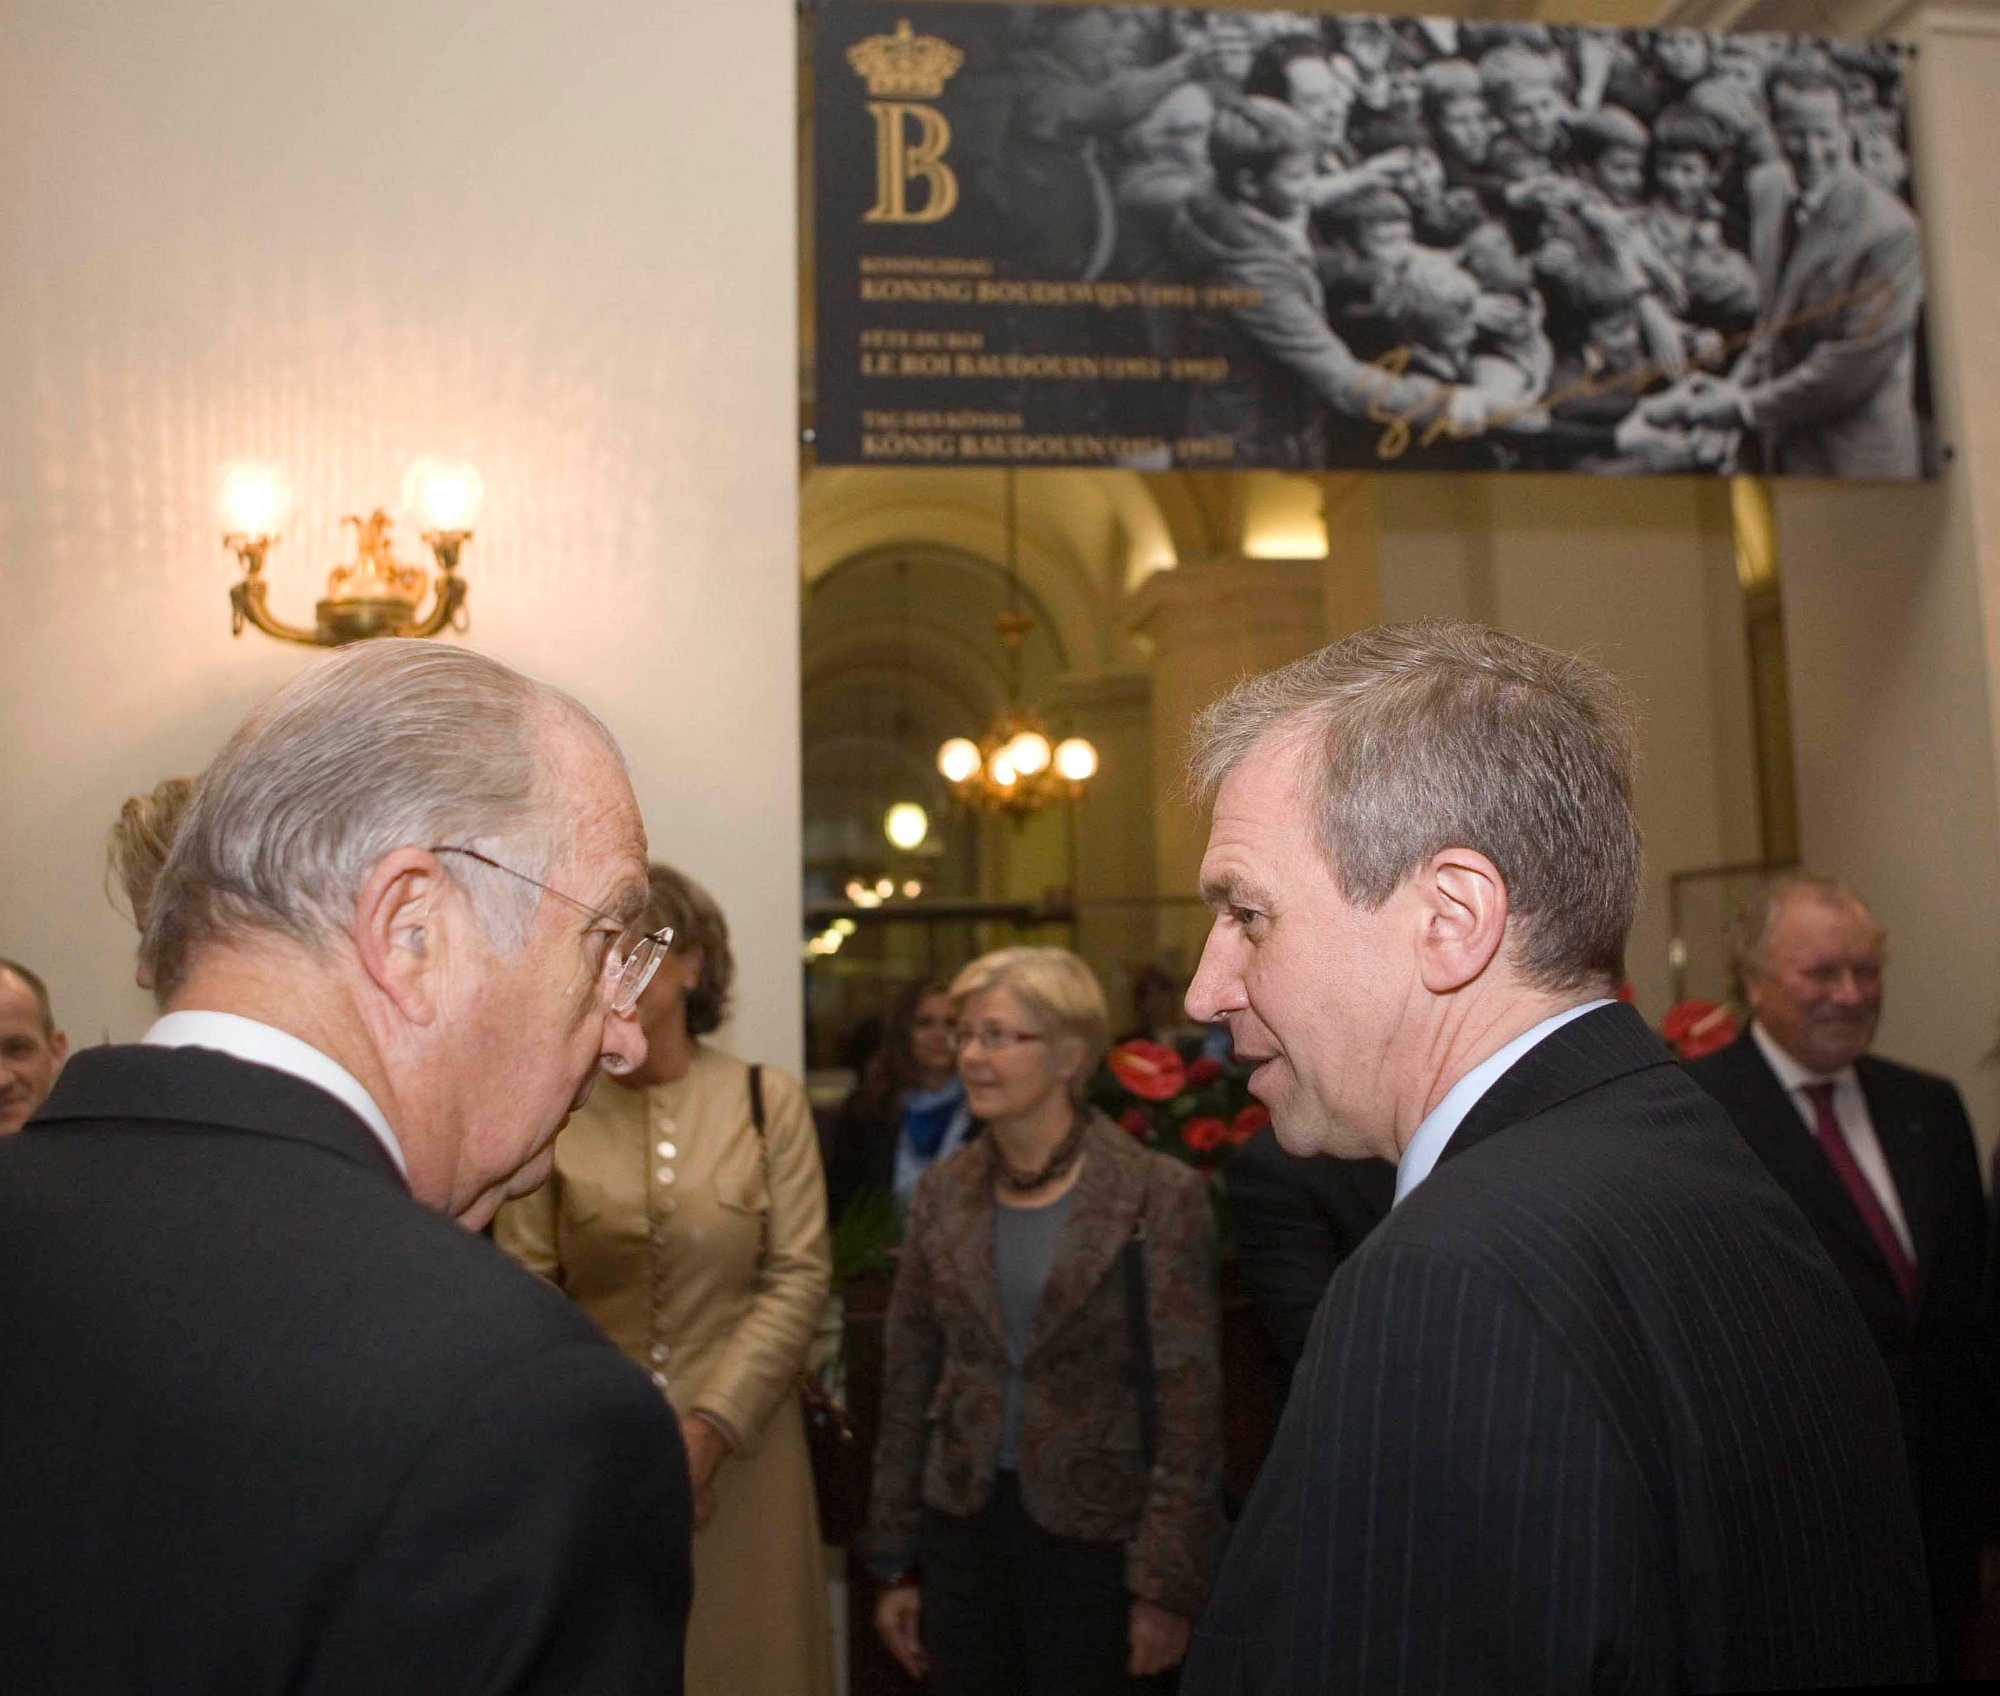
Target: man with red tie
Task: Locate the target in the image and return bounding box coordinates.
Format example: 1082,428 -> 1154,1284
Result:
1688,874 -> 1998,1674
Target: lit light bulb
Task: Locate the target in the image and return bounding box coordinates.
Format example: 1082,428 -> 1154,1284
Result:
902,880 -> 923,899
219,464 -> 292,538
844,879 -> 868,903
832,917 -> 857,937
1005,731 -> 1051,777
884,801 -> 929,850
874,877 -> 895,899
1053,737 -> 1099,782
403,458 -> 485,534
937,738 -> 981,784
820,928 -> 845,953
854,887 -> 882,909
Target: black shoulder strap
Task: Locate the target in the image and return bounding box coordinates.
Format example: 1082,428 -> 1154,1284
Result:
748,1062 -> 766,1137
1120,1217 -> 1159,1471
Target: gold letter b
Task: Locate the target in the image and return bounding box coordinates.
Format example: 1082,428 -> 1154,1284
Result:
865,103 -> 959,224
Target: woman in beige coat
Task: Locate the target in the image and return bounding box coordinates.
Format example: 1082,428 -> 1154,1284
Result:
495,864 -> 834,1696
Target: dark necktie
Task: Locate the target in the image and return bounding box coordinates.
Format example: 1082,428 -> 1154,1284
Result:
1802,1080 -> 1917,1305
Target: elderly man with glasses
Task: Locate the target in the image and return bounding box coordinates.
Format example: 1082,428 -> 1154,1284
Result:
0,641 -> 692,1696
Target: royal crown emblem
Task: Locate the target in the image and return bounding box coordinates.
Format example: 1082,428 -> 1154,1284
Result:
848,18 -> 964,100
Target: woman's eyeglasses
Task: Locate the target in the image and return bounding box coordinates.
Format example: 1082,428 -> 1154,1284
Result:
951,1022 -> 1045,1055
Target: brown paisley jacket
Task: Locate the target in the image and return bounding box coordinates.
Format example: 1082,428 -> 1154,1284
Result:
862,1115 -> 1222,1619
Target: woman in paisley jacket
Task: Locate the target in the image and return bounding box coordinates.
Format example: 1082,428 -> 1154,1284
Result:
864,946 -> 1221,1695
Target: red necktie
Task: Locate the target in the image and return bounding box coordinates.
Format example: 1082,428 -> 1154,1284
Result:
1802,1081 -> 1917,1306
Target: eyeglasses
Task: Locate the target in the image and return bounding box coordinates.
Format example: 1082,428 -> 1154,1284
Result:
951,1022 -> 1045,1055
431,846 -> 673,1016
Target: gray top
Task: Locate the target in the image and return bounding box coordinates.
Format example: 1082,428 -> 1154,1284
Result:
993,1188 -> 1075,1470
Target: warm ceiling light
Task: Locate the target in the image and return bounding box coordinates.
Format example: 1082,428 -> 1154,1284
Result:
884,801 -> 929,850
902,879 -> 923,898
221,457 -> 479,646
1004,730 -> 1051,777
874,877 -> 895,899
1053,737 -> 1099,783
220,463 -> 293,539
937,738 -> 981,784
404,458 -> 485,537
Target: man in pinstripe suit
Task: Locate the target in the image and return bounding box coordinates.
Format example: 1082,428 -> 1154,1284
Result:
1180,623 -> 1932,1693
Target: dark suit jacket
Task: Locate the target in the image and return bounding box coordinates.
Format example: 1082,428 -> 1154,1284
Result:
1185,1004 -> 1933,1694
1224,1125 -> 1393,1391
1741,161 -> 1924,478
1687,1032 -> 1999,1639
863,1117 -> 1222,1618
0,1046 -> 692,1695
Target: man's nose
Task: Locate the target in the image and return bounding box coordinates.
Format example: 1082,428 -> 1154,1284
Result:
1184,926 -> 1240,1024
600,1007 -> 648,1075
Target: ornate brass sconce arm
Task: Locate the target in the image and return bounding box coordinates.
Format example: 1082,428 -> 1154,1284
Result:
223,513 -> 473,647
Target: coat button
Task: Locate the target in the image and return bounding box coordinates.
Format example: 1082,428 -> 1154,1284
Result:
650,1369 -> 670,1390
651,1340 -> 671,1363
656,1139 -> 677,1159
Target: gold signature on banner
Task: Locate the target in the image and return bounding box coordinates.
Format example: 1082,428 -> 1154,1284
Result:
849,19 -> 964,224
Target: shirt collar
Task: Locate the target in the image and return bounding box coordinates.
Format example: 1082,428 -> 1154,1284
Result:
1749,1018 -> 1857,1098
142,1011 -> 407,1178
1394,999 -> 1615,1205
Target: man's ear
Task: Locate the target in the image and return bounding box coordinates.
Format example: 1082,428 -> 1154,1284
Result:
1415,848 -> 1509,994
352,849 -> 453,1026
49,1028 -> 68,1069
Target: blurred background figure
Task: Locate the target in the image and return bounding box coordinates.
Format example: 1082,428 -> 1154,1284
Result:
495,863 -> 835,1696
827,978 -> 968,1227
1224,1127 -> 1393,1404
865,946 -> 1220,1695
106,776 -> 196,987
1687,873 -> 1999,1675
0,960 -> 66,1135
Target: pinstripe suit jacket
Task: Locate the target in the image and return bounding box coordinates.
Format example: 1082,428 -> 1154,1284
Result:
1184,1003 -> 1933,1694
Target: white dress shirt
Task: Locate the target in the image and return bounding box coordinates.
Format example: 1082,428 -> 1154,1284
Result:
1394,1000 -> 1615,1205
1750,1019 -> 1914,1260
143,1010 -> 407,1179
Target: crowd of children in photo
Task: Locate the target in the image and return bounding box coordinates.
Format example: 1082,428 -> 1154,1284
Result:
951,8 -> 1925,476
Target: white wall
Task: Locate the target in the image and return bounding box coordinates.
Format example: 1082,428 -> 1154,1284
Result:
1375,474 -> 1762,1020
0,0 -> 804,1067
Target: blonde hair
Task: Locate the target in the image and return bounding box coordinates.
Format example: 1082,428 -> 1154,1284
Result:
107,776 -> 197,933
949,946 -> 1110,1106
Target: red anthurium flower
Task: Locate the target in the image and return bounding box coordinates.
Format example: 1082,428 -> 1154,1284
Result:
1118,1107 -> 1152,1139
1109,1040 -> 1187,1102
1227,1104 -> 1270,1144
1186,1056 -> 1223,1086
1661,999 -> 1737,1062
1183,1116 -> 1228,1154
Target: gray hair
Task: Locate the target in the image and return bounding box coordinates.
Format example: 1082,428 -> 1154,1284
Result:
1726,872 -> 1881,989
140,641 -> 622,999
1188,621 -> 1641,992
0,959 -> 55,1037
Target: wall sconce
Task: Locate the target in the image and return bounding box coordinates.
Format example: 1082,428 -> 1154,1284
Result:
221,459 -> 484,646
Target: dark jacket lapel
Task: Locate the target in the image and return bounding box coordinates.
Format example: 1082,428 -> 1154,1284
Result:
938,1137 -> 1008,1350
1024,1117 -> 1147,1360
1710,1033 -> 1895,1275
1856,1056 -> 1936,1296
1437,1002 -> 1679,1171
33,1044 -> 406,1186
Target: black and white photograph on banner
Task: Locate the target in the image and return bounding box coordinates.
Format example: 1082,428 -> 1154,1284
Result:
813,2 -> 1936,479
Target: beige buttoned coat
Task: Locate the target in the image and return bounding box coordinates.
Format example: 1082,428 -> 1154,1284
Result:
494,1045 -> 833,1696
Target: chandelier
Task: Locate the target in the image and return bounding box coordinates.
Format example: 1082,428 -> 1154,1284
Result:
934,473 -> 1097,814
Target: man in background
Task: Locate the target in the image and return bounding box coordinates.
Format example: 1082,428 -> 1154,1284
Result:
1180,621 -> 1931,1693
0,958 -> 66,1133
0,640 -> 692,1694
1688,874 -> 1998,1673
1646,56 -> 1924,476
